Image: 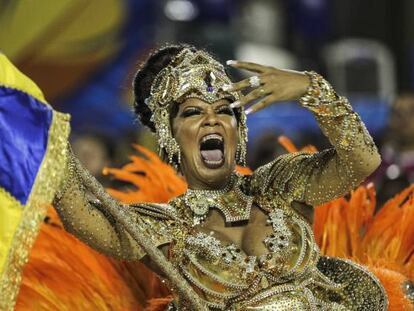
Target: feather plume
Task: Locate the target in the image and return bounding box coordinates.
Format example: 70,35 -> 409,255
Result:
16,143 -> 414,310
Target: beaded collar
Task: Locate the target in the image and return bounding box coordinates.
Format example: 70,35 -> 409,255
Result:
182,172 -> 253,226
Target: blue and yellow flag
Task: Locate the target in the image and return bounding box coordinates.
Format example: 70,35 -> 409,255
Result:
0,54 -> 70,310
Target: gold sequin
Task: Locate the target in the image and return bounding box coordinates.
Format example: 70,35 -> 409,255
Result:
53,73 -> 387,310
0,111 -> 70,311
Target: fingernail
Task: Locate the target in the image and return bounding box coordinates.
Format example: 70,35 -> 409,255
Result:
245,108 -> 252,115
222,84 -> 232,91
226,60 -> 237,65
229,101 -> 239,108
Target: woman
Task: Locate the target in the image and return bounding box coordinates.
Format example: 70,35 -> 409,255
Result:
54,44 -> 387,310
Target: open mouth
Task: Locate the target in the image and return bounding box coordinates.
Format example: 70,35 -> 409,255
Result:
199,133 -> 225,169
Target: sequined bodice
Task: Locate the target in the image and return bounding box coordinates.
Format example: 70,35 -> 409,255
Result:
156,172 -> 387,311
54,71 -> 388,310
168,192 -> 333,310
184,209 -> 319,307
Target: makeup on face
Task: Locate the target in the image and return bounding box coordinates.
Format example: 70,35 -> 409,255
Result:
172,98 -> 238,190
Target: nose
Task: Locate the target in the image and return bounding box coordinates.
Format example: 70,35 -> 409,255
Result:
203,110 -> 219,127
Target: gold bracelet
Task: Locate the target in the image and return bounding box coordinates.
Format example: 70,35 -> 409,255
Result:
299,71 -> 352,117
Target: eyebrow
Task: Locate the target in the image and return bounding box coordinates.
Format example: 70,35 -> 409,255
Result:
181,105 -> 201,110
181,100 -> 230,111
215,102 -> 230,109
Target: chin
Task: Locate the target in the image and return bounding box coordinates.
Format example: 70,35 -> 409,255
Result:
198,133 -> 235,179
194,155 -> 235,188
181,132 -> 237,189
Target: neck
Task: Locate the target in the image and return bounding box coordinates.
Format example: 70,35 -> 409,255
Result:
187,173 -> 235,192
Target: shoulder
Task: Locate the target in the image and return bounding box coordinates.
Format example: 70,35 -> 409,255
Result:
250,152 -> 314,195
250,150 -> 337,203
127,200 -> 194,228
119,202 -> 188,260
128,202 -> 178,219
126,203 -> 180,242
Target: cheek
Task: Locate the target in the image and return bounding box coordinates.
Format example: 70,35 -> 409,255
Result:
172,120 -> 199,153
230,118 -> 238,137
226,118 -> 239,150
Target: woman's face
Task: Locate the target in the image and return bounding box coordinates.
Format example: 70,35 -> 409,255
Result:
172,98 -> 238,190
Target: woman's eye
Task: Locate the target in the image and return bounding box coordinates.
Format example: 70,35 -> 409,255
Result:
181,108 -> 201,118
217,107 -> 234,116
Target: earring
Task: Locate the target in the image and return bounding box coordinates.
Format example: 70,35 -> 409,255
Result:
165,137 -> 181,169
158,133 -> 181,169
236,111 -> 248,166
236,141 -> 247,166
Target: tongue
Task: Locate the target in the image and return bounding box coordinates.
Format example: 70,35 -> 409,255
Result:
201,149 -> 223,162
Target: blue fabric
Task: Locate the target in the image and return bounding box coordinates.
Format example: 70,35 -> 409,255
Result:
0,86 -> 52,204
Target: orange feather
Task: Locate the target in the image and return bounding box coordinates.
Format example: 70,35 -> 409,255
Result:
15,142 -> 414,310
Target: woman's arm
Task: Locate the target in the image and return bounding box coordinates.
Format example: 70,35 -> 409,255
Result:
53,148 -> 139,259
226,62 -> 380,206
57,150 -> 207,311
53,147 -> 173,260
298,72 -> 380,205
56,149 -> 207,311
55,148 -> 207,311
264,79 -> 380,206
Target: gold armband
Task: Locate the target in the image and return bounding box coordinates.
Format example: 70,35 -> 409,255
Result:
299,71 -> 352,117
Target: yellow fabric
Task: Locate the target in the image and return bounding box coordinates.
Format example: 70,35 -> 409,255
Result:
0,54 -> 71,310
0,189 -> 23,274
0,53 -> 46,103
0,0 -> 123,62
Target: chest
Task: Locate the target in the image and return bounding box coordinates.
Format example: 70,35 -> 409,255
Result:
195,204 -> 277,257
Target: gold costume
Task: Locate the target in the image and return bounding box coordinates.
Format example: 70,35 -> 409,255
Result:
53,51 -> 387,310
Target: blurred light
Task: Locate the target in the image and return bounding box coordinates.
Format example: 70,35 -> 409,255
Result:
236,43 -> 299,74
303,0 -> 324,10
164,0 -> 199,21
386,164 -> 401,180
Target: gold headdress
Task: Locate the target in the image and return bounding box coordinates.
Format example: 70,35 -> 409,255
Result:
145,48 -> 248,167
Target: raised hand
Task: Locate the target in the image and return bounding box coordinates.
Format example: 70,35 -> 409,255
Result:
224,60 -> 310,114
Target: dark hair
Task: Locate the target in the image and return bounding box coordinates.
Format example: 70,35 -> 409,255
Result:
133,43 -> 197,132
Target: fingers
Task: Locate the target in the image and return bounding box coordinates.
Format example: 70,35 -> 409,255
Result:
222,78 -> 250,92
230,87 -> 271,109
245,96 -> 275,115
223,75 -> 266,92
227,60 -> 271,73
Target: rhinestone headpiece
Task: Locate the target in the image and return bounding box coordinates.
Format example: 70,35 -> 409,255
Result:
145,48 -> 248,167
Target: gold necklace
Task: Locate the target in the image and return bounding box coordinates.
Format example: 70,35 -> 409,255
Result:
183,173 -> 253,226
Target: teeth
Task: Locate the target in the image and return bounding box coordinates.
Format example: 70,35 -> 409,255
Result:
201,134 -> 223,143
204,159 -> 223,165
